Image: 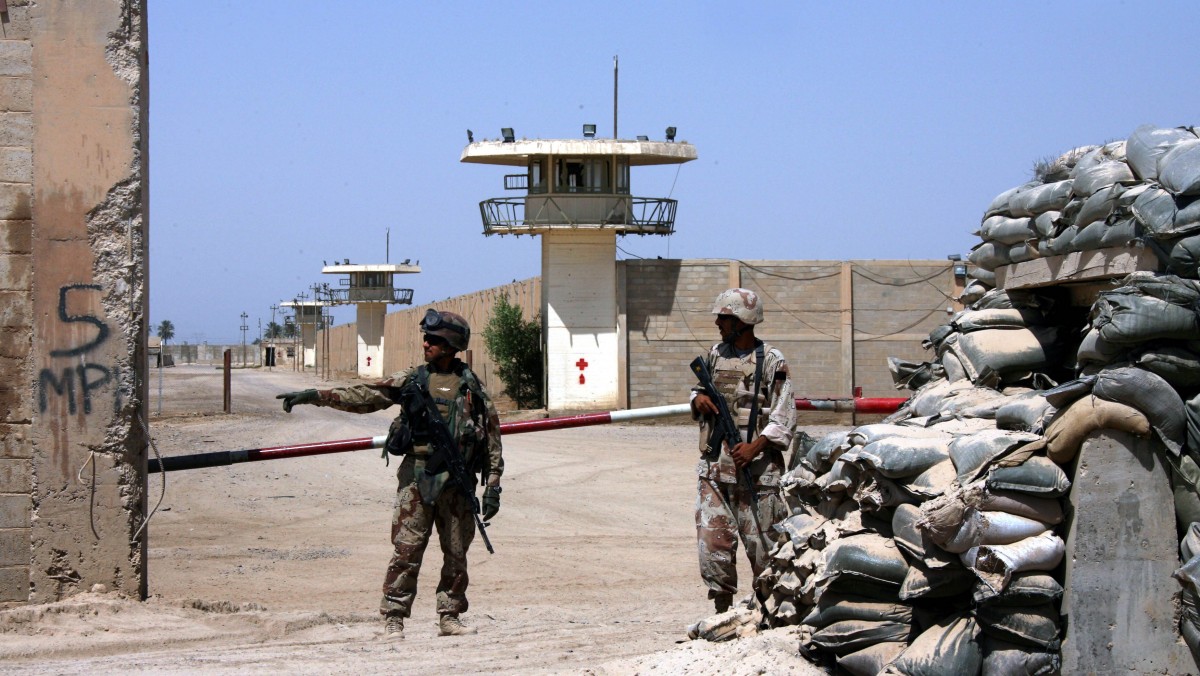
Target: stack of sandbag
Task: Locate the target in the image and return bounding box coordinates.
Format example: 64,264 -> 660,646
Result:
752,416 -> 1068,674
966,124 -> 1200,291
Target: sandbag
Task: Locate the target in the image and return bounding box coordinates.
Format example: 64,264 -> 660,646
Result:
969,267 -> 997,286
1159,138 -> 1200,196
976,602 -> 1061,649
800,593 -> 913,628
888,357 -> 945,391
1014,394 -> 1151,465
1071,152 -> 1135,197
901,459 -> 958,500
1070,220 -> 1108,251
950,429 -> 1042,483
1092,286 -> 1200,344
1189,393 -> 1200,461
1075,327 -> 1124,367
981,636 -> 1063,676
977,572 -> 1064,606
1160,232 -> 1200,278
995,393 -> 1056,434
1093,366 -> 1186,454
1042,224 -> 1077,255
1136,345 -> 1200,389
1131,186 -> 1200,238
942,510 -> 1051,554
898,559 -> 976,600
815,533 -> 910,597
838,642 -> 907,676
1099,217 -> 1140,247
1074,184 -> 1122,227
805,431 -> 851,474
971,531 -> 1065,597
969,241 -> 1012,271
1009,179 -> 1074,217
807,619 -> 912,656
1008,242 -> 1037,264
854,473 -> 916,511
881,615 -> 982,676
848,423 -> 951,447
981,215 -> 1035,245
959,280 -> 991,306
1032,210 -> 1061,239
815,458 -> 859,493
1126,124 -> 1197,181
942,351 -> 968,383
951,308 -> 1041,332
984,182 -> 1039,218
985,457 -> 1072,497
945,327 -> 1059,383
978,491 -> 1063,525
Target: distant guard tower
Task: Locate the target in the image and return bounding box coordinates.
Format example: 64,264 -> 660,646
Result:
321,259 -> 420,378
462,126 -> 697,411
279,299 -> 327,369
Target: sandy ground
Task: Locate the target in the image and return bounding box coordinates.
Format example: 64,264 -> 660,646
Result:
0,364 -> 829,674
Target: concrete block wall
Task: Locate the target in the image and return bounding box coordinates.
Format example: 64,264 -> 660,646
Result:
623,259 -> 956,423
0,0 -> 33,606
0,0 -> 148,607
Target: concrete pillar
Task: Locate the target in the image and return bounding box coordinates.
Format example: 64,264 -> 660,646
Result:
1060,430 -> 1193,673
542,230 -> 618,413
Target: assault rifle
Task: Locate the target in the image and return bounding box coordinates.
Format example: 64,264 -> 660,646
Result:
399,382 -> 495,554
689,356 -> 759,498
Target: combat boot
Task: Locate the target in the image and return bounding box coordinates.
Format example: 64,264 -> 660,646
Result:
383,613 -> 405,639
438,613 -> 477,636
713,593 -> 733,614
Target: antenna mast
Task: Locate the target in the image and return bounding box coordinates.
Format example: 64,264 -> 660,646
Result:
613,55 -> 618,139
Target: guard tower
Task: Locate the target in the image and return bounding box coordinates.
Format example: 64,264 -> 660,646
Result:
321,259 -> 420,378
462,126 -> 697,411
279,299 -> 327,369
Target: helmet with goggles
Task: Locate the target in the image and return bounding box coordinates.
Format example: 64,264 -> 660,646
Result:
420,309 -> 470,351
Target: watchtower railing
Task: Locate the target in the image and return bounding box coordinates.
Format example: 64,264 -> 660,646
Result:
324,287 -> 415,304
479,195 -> 677,235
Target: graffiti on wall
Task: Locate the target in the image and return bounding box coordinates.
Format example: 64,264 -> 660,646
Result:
37,284 -> 120,415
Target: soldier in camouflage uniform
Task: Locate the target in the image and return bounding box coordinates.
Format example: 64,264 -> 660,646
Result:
277,309 -> 503,639
690,288 -> 795,613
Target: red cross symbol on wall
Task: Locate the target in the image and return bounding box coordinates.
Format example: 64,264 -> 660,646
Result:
576,358 -> 588,385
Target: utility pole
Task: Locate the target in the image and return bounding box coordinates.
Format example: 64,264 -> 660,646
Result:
257,317 -> 262,367
239,311 -> 248,366
269,304 -> 278,371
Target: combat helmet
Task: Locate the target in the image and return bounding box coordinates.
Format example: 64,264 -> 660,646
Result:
420,309 -> 470,351
711,288 -> 763,325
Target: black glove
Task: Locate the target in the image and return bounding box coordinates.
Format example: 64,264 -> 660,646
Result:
482,486 -> 501,521
276,389 -> 319,413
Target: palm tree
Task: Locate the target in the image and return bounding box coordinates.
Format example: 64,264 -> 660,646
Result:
265,321 -> 283,340
156,320 -> 175,345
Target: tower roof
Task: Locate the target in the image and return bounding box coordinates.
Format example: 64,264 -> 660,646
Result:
461,139 -> 697,167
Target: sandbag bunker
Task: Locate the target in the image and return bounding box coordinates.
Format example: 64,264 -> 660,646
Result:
688,124 -> 1200,675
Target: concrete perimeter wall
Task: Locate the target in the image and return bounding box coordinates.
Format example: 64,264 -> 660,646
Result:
320,261 -> 955,419
623,259 -> 956,422
0,1 -> 149,606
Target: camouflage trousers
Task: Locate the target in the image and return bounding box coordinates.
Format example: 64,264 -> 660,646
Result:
695,476 -> 785,601
380,455 -> 477,618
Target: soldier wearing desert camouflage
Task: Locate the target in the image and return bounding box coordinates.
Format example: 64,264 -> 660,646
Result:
277,309 -> 503,639
690,288 -> 795,614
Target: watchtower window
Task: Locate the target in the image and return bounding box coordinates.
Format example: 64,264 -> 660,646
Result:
352,272 -> 387,288
556,158 -> 609,193
616,158 -> 630,194
529,159 -> 547,194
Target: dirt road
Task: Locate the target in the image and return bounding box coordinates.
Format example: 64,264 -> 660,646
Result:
0,365 -> 825,674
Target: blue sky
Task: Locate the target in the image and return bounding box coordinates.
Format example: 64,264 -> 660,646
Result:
149,1 -> 1200,343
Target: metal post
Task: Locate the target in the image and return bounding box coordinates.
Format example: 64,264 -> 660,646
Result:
222,349 -> 231,413
239,311 -> 248,367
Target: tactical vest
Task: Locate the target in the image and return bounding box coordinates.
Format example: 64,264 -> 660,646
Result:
384,362 -> 487,470
698,341 -> 782,485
